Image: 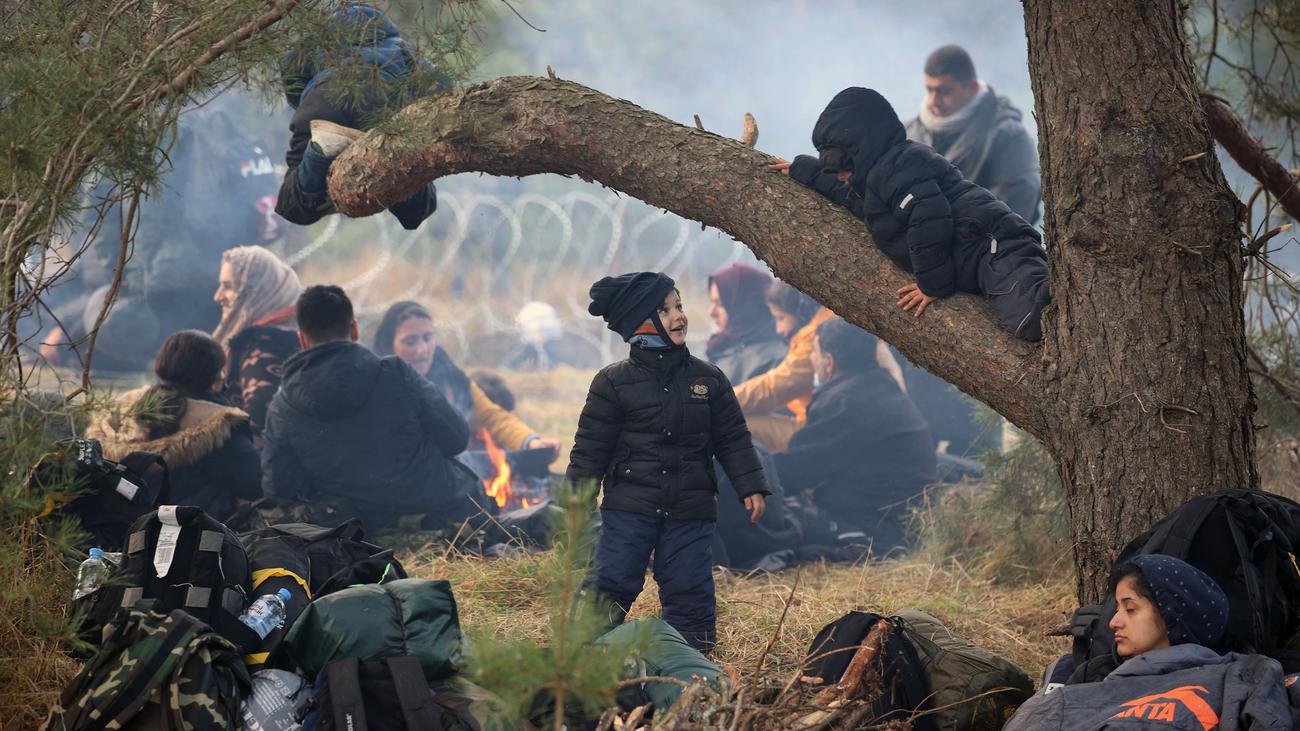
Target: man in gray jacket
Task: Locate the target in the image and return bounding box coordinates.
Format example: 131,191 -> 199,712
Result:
906,45 -> 1042,223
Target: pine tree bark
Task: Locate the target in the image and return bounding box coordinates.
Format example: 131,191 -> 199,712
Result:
328,1 -> 1256,602
1024,0 -> 1255,599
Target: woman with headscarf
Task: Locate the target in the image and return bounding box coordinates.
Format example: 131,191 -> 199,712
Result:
1003,555 -> 1299,730
705,263 -> 788,384
86,330 -> 261,520
212,246 -> 303,436
373,301 -> 560,460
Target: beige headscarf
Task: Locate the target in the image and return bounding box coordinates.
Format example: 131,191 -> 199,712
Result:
212,246 -> 303,346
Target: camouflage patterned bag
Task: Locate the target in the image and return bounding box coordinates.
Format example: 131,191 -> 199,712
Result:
43,603 -> 249,731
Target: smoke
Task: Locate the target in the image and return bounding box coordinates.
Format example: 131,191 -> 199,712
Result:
47,0 -> 1042,371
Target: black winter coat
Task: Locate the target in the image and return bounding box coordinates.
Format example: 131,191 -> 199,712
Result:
261,340 -> 480,529
566,345 -> 769,521
905,90 -> 1042,223
789,88 -> 1043,299
774,367 -> 936,536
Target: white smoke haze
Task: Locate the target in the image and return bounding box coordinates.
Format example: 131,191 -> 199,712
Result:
45,0 -> 1292,373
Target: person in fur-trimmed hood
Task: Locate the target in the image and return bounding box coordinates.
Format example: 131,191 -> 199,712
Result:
770,87 -> 1050,340
567,272 -> 770,652
86,330 -> 262,521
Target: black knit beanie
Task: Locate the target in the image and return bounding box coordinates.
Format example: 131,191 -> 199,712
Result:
588,272 -> 677,341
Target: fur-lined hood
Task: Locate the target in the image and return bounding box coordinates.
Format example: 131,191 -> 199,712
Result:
84,386 -> 250,468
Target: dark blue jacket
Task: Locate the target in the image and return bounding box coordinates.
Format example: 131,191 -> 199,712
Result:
790,88 -> 1043,299
261,340 -> 479,530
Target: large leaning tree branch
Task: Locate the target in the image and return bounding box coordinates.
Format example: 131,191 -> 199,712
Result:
327,76 -> 1049,438
1201,94 -> 1300,222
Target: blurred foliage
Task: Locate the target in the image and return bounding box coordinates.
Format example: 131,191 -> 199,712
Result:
1,0 -> 484,376
911,404 -> 1070,585
1188,0 -> 1299,159
0,393 -> 91,728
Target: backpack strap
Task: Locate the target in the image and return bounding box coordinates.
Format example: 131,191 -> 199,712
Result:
1222,506 -> 1269,649
326,657 -> 369,731
386,655 -> 443,730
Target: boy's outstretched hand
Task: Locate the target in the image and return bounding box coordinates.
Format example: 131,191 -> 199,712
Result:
897,283 -> 938,317
744,493 -> 766,523
767,157 -> 791,175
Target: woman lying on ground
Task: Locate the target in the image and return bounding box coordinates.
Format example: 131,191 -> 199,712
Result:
85,330 -> 262,521
212,245 -> 303,438
1002,554 -> 1299,730
372,301 -> 560,460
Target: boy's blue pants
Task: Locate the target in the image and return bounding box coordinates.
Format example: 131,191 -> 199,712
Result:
594,509 -> 716,652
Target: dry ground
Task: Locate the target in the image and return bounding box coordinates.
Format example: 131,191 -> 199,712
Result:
404,548 -> 1076,689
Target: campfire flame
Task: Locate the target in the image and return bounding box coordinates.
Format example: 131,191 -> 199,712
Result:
480,429 -> 513,509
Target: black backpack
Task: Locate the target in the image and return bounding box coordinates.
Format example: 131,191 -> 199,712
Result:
82,506 -> 260,652
33,438 -> 169,551
238,519 -> 408,670
801,611 -> 935,731
1068,488 -> 1300,681
307,656 -> 480,731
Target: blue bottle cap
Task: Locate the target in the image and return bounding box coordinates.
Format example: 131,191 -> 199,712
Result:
276,588 -> 292,602
88,547 -> 104,560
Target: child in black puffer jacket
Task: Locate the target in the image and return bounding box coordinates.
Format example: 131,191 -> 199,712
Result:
566,272 -> 770,652
773,87 -> 1050,341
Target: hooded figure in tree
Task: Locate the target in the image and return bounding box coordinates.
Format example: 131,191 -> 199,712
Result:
773,87 -> 1050,340
275,3 -> 442,230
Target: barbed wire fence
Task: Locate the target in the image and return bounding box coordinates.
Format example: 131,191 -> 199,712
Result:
278,187 -> 757,366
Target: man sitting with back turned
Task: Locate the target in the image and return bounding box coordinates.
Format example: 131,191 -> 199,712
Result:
261,284 -> 484,531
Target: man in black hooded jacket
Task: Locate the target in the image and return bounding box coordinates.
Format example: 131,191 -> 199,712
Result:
772,87 -> 1050,341
261,285 -> 484,531
775,317 -> 936,554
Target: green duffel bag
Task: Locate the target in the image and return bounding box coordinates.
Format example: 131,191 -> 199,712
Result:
282,578 -> 463,683
596,619 -> 728,711
893,609 -> 1033,731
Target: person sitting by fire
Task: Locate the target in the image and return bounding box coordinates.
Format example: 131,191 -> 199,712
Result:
732,280 -> 904,453
373,300 -> 560,460
774,317 -> 935,557
705,263 -> 788,384
262,285 -> 488,531
86,330 -> 262,522
212,245 -> 303,439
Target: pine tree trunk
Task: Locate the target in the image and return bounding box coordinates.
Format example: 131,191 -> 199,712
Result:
1024,0 -> 1256,600
328,0 -> 1256,602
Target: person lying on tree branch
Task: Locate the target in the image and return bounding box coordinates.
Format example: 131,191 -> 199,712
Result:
771,87 -> 1050,341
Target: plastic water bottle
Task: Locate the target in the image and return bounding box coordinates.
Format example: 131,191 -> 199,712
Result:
239,588 -> 291,639
72,547 -> 108,600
